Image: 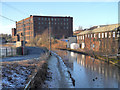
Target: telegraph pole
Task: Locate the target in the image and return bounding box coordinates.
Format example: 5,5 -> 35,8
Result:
48,19 -> 51,55
49,20 -> 51,51
23,19 -> 25,55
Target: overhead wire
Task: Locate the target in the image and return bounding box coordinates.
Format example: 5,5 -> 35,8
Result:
1,2 -> 29,16
0,2 -> 29,22
0,15 -> 16,22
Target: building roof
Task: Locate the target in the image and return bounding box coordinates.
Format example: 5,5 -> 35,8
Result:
78,24 -> 119,35
17,15 -> 73,23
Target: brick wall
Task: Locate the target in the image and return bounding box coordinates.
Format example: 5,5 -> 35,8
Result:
77,30 -> 119,55
12,15 -> 73,43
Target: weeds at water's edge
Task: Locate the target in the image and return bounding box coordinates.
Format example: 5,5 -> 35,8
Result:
57,48 -> 120,67
24,52 -> 51,89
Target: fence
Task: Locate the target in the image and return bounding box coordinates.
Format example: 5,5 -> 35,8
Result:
0,47 -> 17,57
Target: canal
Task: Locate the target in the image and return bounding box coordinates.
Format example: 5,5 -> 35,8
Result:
55,50 -> 120,88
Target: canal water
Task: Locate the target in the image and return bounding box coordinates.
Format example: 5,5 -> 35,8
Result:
55,50 -> 120,88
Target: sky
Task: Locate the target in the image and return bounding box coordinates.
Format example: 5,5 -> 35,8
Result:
0,1 -> 119,34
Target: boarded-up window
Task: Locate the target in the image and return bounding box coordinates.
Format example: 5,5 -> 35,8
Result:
109,32 -> 111,38
113,32 -> 115,37
83,35 -> 84,40
88,34 -> 89,38
117,31 -> 120,37
98,33 -> 100,38
82,43 -> 85,49
91,34 -> 92,38
102,33 -> 104,38
105,32 -> 107,38
81,36 -> 82,40
94,34 -> 96,38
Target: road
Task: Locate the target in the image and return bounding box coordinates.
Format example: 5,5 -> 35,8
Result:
1,47 -> 46,62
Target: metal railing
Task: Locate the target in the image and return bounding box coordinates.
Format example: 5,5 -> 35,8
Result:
0,47 -> 17,57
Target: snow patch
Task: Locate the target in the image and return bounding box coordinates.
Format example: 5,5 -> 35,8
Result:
44,51 -> 74,88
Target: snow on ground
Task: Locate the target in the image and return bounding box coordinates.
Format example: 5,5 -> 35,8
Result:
1,59 -> 43,88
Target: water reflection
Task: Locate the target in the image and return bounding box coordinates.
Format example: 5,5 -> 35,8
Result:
56,50 -> 120,88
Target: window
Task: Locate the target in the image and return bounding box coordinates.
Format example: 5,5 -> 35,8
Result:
51,18 -> 53,21
48,18 -> 50,21
81,36 -> 82,40
55,22 -> 56,25
109,32 -> 111,38
98,33 -> 100,38
45,18 -> 47,21
41,17 -> 43,20
117,31 -> 120,37
77,36 -> 79,40
38,18 -> 40,20
79,36 -> 80,40
85,34 -> 87,38
102,33 -> 104,38
66,27 -> 68,29
39,22 -> 40,24
94,34 -> 96,38
88,34 -> 89,38
64,18 -> 66,21
105,32 -> 107,38
55,18 -> 56,21
61,22 -> 62,25
83,35 -> 84,40
58,18 -> 59,21
91,34 -> 92,38
67,19 -> 69,21
113,32 -> 115,37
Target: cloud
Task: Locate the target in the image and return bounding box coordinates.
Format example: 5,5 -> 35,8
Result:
0,24 -> 15,34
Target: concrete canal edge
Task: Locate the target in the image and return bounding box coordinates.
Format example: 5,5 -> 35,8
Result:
57,48 -> 120,68
24,51 -> 52,89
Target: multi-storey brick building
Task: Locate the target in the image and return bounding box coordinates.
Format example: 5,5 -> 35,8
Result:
12,15 -> 73,43
77,24 -> 120,56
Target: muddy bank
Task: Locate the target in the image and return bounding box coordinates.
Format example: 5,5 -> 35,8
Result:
26,61 -> 48,89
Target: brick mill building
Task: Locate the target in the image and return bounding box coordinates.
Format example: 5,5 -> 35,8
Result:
77,24 -> 120,56
12,15 -> 73,43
